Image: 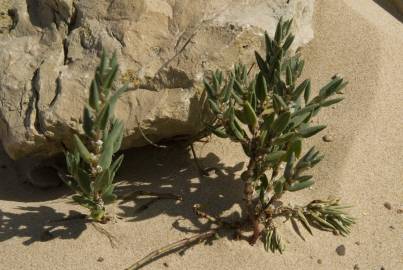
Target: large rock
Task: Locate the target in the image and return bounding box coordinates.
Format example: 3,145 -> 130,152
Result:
0,0 -> 315,160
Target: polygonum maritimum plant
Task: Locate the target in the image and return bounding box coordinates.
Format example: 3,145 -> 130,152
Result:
63,51 -> 127,223
203,17 -> 355,252
126,18 -> 356,270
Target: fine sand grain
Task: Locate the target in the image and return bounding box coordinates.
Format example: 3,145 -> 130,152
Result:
0,0 -> 402,269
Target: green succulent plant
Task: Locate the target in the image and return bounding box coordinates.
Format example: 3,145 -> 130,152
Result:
203,18 -> 355,252
63,51 -> 127,222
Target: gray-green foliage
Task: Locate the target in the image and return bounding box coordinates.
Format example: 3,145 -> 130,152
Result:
204,18 -> 354,252
63,51 -> 127,222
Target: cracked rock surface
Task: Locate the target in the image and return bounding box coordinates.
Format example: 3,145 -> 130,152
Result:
0,0 -> 315,160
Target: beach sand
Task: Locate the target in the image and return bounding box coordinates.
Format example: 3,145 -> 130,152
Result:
0,0 -> 402,269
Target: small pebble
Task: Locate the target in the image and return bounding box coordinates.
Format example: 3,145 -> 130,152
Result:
163,262 -> 169,267
97,257 -> 104,262
322,135 -> 333,142
336,244 -> 346,256
354,264 -> 360,270
354,241 -> 360,246
380,267 -> 385,270
317,259 -> 322,264
397,209 -> 403,214
384,202 -> 392,210
389,225 -> 395,230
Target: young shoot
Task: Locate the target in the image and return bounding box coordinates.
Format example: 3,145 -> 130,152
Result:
63,51 -> 127,223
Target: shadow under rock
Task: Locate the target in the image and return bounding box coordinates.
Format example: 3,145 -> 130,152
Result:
0,145 -> 71,202
0,206 -> 87,245
116,143 -> 245,233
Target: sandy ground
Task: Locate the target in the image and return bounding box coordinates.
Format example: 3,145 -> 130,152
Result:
1,0 -> 403,269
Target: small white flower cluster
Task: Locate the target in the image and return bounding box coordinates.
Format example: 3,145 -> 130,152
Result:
95,165 -> 103,173
95,140 -> 103,147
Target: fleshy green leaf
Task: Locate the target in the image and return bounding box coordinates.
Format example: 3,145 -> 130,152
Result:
297,210 -> 313,235
266,151 -> 286,163
94,168 -> 111,193
204,80 -> 216,98
320,97 -> 344,107
83,107 -> 93,137
255,72 -> 268,102
242,101 -> 258,128
299,125 -> 327,138
89,80 -> 100,110
319,77 -> 343,98
272,132 -> 296,145
304,80 -> 311,103
208,125 -> 228,138
208,98 -> 221,114
292,79 -> 309,101
287,139 -> 302,158
272,112 -> 291,134
286,65 -> 293,86
99,121 -> 124,170
77,168 -> 92,195
273,94 -> 288,111
282,34 -> 294,52
73,135 -> 92,163
109,154 -> 124,183
274,17 -> 283,44
255,51 -> 269,74
73,195 -> 97,209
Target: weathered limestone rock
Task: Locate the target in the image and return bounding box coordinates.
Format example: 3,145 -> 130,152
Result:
0,0 -> 315,160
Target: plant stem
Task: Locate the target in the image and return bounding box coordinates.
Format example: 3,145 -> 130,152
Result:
125,230 -> 217,270
243,157 -> 261,245
90,222 -> 119,248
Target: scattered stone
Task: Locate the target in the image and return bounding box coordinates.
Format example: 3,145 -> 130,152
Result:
354,241 -> 360,246
354,264 -> 360,270
389,225 -> 395,230
336,245 -> 346,256
163,262 -> 169,267
397,209 -> 403,214
384,202 -> 392,210
317,259 -> 322,264
380,267 -> 385,270
97,257 -> 104,262
322,135 -> 333,142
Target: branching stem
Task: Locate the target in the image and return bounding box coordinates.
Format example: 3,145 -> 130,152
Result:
125,230 -> 217,270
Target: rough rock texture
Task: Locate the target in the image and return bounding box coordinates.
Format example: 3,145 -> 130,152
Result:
0,0 -> 315,160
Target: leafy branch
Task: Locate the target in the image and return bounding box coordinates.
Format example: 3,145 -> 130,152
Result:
203,17 -> 354,252
63,51 -> 128,223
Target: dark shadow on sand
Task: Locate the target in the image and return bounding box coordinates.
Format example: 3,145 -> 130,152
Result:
115,142 -> 245,234
0,207 -> 87,245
